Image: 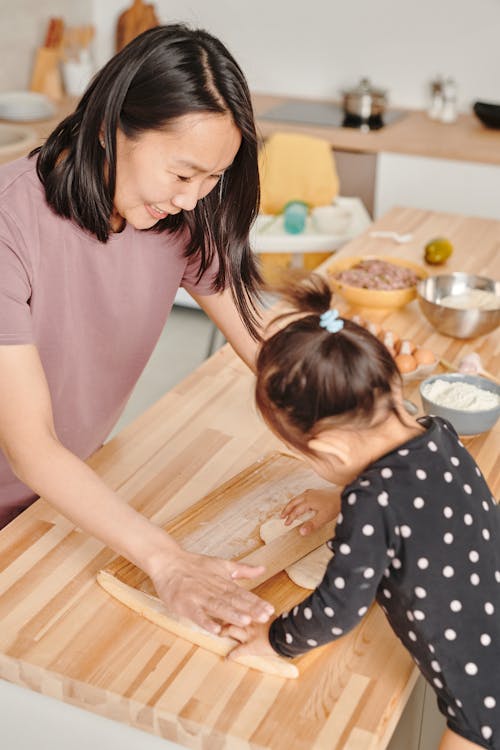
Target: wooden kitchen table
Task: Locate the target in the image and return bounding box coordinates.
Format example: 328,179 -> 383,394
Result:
0,207 -> 498,750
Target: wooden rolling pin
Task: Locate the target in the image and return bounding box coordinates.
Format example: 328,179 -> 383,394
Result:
235,518 -> 336,589
97,519 -> 336,679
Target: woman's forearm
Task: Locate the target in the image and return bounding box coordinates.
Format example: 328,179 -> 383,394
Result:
11,435 -> 178,576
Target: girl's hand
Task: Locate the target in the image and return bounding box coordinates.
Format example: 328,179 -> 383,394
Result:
149,548 -> 275,635
224,620 -> 277,661
281,487 -> 341,535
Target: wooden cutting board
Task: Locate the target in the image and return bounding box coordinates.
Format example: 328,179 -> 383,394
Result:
115,0 -> 159,52
98,452 -> 340,679
100,451 -> 334,597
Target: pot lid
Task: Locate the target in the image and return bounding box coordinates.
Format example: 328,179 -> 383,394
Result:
343,77 -> 387,98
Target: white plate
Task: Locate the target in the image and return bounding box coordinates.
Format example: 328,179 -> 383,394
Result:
0,91 -> 56,121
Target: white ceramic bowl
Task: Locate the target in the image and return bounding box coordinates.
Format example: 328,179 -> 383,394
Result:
419,373 -> 500,435
311,205 -> 352,234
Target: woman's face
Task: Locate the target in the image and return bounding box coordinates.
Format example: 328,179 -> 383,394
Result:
111,111 -> 242,230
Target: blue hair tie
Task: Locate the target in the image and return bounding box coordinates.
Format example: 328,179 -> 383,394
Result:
319,308 -> 344,333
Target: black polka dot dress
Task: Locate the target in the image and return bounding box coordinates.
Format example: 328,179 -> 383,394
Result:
269,416 -> 500,749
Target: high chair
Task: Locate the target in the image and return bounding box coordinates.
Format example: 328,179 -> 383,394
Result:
254,131 -> 371,284
174,132 -> 371,355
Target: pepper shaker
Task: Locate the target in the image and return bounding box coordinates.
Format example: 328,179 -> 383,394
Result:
428,76 -> 444,120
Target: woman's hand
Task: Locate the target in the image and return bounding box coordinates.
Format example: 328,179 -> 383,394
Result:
224,620 -> 277,661
149,547 -> 275,635
281,487 -> 341,535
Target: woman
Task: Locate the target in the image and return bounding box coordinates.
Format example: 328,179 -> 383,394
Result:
0,25 -> 275,633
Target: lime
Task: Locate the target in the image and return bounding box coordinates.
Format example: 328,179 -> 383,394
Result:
424,237 -> 453,265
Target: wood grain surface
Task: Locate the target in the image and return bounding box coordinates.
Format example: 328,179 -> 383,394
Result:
0,207 -> 498,749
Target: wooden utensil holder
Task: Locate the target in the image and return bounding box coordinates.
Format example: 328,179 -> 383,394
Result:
30,47 -> 64,102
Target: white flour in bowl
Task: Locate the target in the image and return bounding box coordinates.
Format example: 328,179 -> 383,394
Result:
439,289 -> 499,310
422,379 -> 500,411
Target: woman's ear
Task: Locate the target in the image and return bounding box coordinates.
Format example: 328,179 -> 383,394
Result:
307,433 -> 351,464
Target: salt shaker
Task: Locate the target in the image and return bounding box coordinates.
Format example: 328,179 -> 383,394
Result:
441,77 -> 458,123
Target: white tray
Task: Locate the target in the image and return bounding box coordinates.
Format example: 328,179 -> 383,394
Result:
250,197 -> 371,254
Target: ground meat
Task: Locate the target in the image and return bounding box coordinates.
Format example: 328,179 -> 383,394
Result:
333,259 -> 420,290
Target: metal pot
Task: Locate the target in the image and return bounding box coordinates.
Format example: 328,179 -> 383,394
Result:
342,77 -> 388,120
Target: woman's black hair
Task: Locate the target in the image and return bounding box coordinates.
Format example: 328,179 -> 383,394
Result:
256,273 -> 403,454
31,24 -> 262,337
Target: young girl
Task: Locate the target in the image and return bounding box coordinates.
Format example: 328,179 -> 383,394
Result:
228,274 -> 500,750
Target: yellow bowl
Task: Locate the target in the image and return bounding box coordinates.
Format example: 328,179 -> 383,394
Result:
326,255 -> 428,309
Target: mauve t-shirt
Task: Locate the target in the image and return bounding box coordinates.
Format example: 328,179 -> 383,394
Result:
0,157 -> 220,527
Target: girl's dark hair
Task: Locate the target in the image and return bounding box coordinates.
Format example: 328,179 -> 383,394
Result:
31,24 -> 262,337
256,273 -> 402,454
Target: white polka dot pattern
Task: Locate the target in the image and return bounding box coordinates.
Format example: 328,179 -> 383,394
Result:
378,492 -> 389,507
267,416 -> 499,741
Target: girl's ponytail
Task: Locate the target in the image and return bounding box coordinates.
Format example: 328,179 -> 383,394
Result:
256,272 -> 401,454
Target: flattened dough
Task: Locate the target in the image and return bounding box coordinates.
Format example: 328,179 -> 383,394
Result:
260,516 -> 333,589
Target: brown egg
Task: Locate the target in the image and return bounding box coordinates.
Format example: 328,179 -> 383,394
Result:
414,348 -> 436,366
395,353 -> 417,373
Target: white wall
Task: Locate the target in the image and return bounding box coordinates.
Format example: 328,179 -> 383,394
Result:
91,0 -> 500,112
0,0 -> 92,91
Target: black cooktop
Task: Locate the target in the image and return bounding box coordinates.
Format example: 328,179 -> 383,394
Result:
260,99 -> 406,131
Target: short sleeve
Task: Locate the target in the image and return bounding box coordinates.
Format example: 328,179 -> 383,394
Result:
180,244 -> 222,297
0,211 -> 33,344
269,483 -> 399,658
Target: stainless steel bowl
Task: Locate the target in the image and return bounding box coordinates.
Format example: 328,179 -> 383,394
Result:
420,373 -> 500,435
417,272 -> 500,338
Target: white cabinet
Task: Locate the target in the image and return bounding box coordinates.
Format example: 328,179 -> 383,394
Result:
387,676 -> 446,750
375,152 -> 500,220
0,679 -> 181,750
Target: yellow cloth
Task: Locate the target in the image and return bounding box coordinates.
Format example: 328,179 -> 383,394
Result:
258,132 -> 339,214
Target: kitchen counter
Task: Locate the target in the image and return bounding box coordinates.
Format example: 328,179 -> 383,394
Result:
0,97 -> 77,166
253,93 -> 500,166
1,93 -> 499,169
0,207 -> 498,749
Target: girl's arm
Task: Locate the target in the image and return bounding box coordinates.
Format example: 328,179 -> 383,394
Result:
0,344 -> 274,633
229,486 -> 396,660
269,491 -> 395,658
